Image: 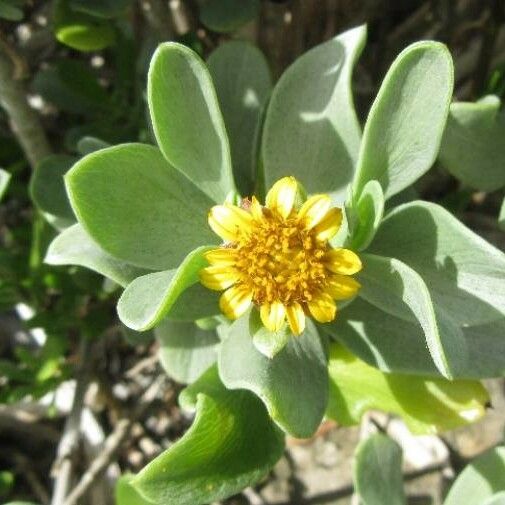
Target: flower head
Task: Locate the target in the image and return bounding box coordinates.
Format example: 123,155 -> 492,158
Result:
200,177 -> 362,335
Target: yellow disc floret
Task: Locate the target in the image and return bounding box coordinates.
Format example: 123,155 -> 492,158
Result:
200,176 -> 362,336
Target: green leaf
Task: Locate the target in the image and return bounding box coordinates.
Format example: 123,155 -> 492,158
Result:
198,0 -> 260,33
354,434 -> 406,505
121,326 -> 155,346
132,366 -> 285,505
443,446 -> 505,505
156,319 -> 219,384
76,136 -> 110,155
208,41 -> 271,195
262,25 -> 366,203
116,474 -> 153,505
117,246 -> 213,331
165,283 -> 221,322
348,179 -> 384,251
483,493 -> 505,505
30,155 -> 76,223
56,23 -> 115,51
148,42 -> 235,203
2,502 -> 40,505
0,168 -> 11,201
53,0 -> 115,52
70,0 -> 133,19
45,224 -> 148,287
327,344 -> 489,434
219,313 -> 328,438
358,253 -> 454,378
369,201 -> 505,327
0,1 -> 23,21
352,42 -> 453,200
249,309 -> 291,358
327,297 -> 505,379
0,470 -> 14,495
33,60 -> 111,115
499,197 -> 505,231
65,143 -> 216,270
439,96 -> 505,191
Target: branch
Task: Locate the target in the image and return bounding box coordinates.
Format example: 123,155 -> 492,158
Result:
50,339 -> 93,505
138,0 -> 174,40
61,376 -> 166,505
0,36 -> 51,168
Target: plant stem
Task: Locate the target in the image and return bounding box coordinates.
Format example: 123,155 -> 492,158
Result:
50,339 -> 92,505
0,40 -> 51,169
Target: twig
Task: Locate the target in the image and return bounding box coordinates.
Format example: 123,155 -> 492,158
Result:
124,353 -> 159,379
471,0 -> 503,96
0,36 -> 51,168
13,451 -> 50,505
61,376 -> 166,505
50,339 -> 93,505
138,0 -> 174,40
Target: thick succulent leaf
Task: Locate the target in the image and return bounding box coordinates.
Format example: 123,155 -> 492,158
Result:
76,136 -> 110,155
249,310 -> 291,358
53,0 -> 115,52
354,434 -> 406,505
65,143 -> 216,270
45,224 -> 148,287
327,344 -> 489,434
208,41 -> 271,195
198,0 -> 260,33
483,493 -> 505,505
33,60 -> 112,116
219,313 -> 328,438
348,180 -> 384,251
352,42 -> 453,200
369,201 -> 505,326
262,25 -> 365,203
358,253 -> 454,378
325,297 -> 438,376
132,366 -> 285,505
165,283 -> 221,321
116,474 -> 153,505
0,168 -> 11,201
118,246 -> 213,331
327,297 -> 505,379
443,446 -> 505,505
155,319 -> 219,384
439,96 -> 505,191
148,43 -> 235,203
30,155 -> 76,223
0,1 -> 23,21
70,0 -> 133,19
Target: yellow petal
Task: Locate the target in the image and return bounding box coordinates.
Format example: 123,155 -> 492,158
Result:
327,274 -> 361,300
204,248 -> 237,266
208,204 -> 253,242
298,194 -> 331,229
250,196 -> 264,220
307,293 -> 337,323
265,176 -> 298,219
260,301 -> 286,332
286,302 -> 305,335
314,208 -> 343,241
219,285 -> 252,320
325,248 -> 362,275
200,266 -> 240,291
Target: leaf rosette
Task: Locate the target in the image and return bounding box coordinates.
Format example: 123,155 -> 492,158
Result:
41,26 -> 505,505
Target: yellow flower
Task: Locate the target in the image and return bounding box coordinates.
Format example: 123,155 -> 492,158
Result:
200,177 -> 362,336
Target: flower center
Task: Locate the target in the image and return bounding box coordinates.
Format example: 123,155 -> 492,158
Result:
233,208 -> 330,306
